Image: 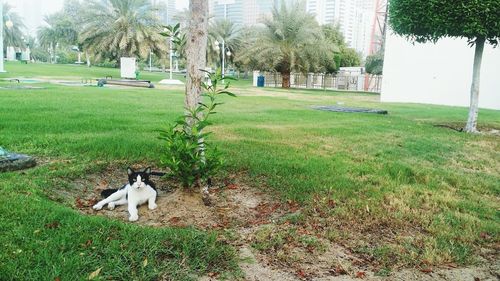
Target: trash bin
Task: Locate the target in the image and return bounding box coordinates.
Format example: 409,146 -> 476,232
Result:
257,75 -> 265,87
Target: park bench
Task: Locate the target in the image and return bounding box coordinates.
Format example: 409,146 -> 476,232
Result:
97,77 -> 155,88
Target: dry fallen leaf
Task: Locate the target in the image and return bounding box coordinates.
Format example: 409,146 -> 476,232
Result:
143,258 -> 148,267
420,268 -> 433,274
88,267 -> 102,280
207,272 -> 218,278
356,271 -> 366,279
168,217 -> 181,224
296,269 -> 306,278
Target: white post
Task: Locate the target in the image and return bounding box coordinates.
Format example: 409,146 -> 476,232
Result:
0,2 -> 5,72
50,43 -> 53,64
222,39 -> 225,78
169,37 -> 173,80
253,70 -> 259,87
77,52 -> 82,64
149,49 -> 152,72
86,51 -> 91,67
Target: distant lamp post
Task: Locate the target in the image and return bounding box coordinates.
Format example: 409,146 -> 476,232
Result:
214,39 -> 231,78
0,2 -> 6,72
149,49 -> 153,72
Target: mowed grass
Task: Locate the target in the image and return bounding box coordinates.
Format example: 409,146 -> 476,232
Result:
0,62 -> 499,278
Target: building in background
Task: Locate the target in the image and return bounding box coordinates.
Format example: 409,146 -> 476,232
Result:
209,0 -> 377,56
209,0 -> 244,25
208,0 -> 297,26
305,0 -> 374,57
152,0 -> 178,25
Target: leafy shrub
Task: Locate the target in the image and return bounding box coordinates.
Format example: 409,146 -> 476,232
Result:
159,69 -> 235,188
365,52 -> 384,75
94,60 -> 117,68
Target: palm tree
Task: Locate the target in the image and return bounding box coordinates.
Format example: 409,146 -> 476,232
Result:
241,1 -> 333,88
37,26 -> 58,63
79,0 -> 168,62
37,13 -> 80,63
208,19 -> 242,70
3,3 -> 26,51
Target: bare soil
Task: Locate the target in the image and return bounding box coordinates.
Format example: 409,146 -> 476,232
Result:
434,123 -> 500,136
67,167 -> 499,281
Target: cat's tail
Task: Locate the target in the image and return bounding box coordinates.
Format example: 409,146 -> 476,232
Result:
101,189 -> 118,198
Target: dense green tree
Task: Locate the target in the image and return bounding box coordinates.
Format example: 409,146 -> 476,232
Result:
389,0 -> 500,133
3,3 -> 26,50
241,1 -> 333,88
365,51 -> 384,75
321,24 -> 345,73
79,0 -> 168,62
38,13 -> 78,47
339,47 -> 361,67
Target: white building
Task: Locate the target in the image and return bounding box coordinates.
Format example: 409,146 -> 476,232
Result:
208,0 -> 296,26
305,0 -> 374,57
381,32 -> 500,110
152,0 -> 178,25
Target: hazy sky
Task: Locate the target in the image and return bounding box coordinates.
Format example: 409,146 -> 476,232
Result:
177,0 -> 189,10
5,0 -> 189,11
5,0 -> 190,33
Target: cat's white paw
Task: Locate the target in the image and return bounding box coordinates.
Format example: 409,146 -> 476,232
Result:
108,202 -> 115,210
129,215 -> 139,222
93,204 -> 103,211
148,203 -> 157,210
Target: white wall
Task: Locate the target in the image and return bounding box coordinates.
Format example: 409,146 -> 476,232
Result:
381,32 -> 500,110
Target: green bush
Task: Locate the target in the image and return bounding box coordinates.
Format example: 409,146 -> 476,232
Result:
158,69 -> 235,188
365,52 -> 384,75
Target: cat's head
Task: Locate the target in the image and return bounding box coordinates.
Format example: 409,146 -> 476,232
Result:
127,167 -> 151,189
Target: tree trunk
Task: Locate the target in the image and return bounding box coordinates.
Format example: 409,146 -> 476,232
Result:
185,0 -> 208,114
282,71 -> 291,88
186,0 -> 210,204
464,37 -> 485,133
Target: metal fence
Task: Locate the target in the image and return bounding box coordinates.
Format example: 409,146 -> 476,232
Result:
262,72 -> 383,93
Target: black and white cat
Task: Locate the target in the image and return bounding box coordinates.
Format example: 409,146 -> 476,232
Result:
93,167 -> 157,222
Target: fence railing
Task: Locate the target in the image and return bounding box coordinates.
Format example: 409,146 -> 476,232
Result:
259,72 -> 383,93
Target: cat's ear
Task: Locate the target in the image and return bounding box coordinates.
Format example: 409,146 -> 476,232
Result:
144,167 -> 151,174
127,167 -> 134,175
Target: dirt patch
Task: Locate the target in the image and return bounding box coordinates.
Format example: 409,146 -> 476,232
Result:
66,167 -> 499,281
71,168 -> 283,230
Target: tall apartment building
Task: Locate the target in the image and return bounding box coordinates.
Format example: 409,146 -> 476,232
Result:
208,0 -> 296,26
152,0 -> 177,25
306,0 -> 375,56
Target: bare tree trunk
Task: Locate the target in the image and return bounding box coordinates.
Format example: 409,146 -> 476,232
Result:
186,0 -> 210,204
464,37 -> 485,133
282,71 -> 291,88
185,0 -> 208,115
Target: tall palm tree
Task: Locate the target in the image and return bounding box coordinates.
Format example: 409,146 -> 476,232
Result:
38,13 -> 79,48
79,0 -> 168,62
3,3 -> 26,50
241,1 -> 333,88
208,19 -> 242,69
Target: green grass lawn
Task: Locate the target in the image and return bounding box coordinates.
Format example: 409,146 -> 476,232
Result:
0,62 -> 498,279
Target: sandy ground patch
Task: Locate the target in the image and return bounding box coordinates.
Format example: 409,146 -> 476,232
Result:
66,167 -> 499,281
